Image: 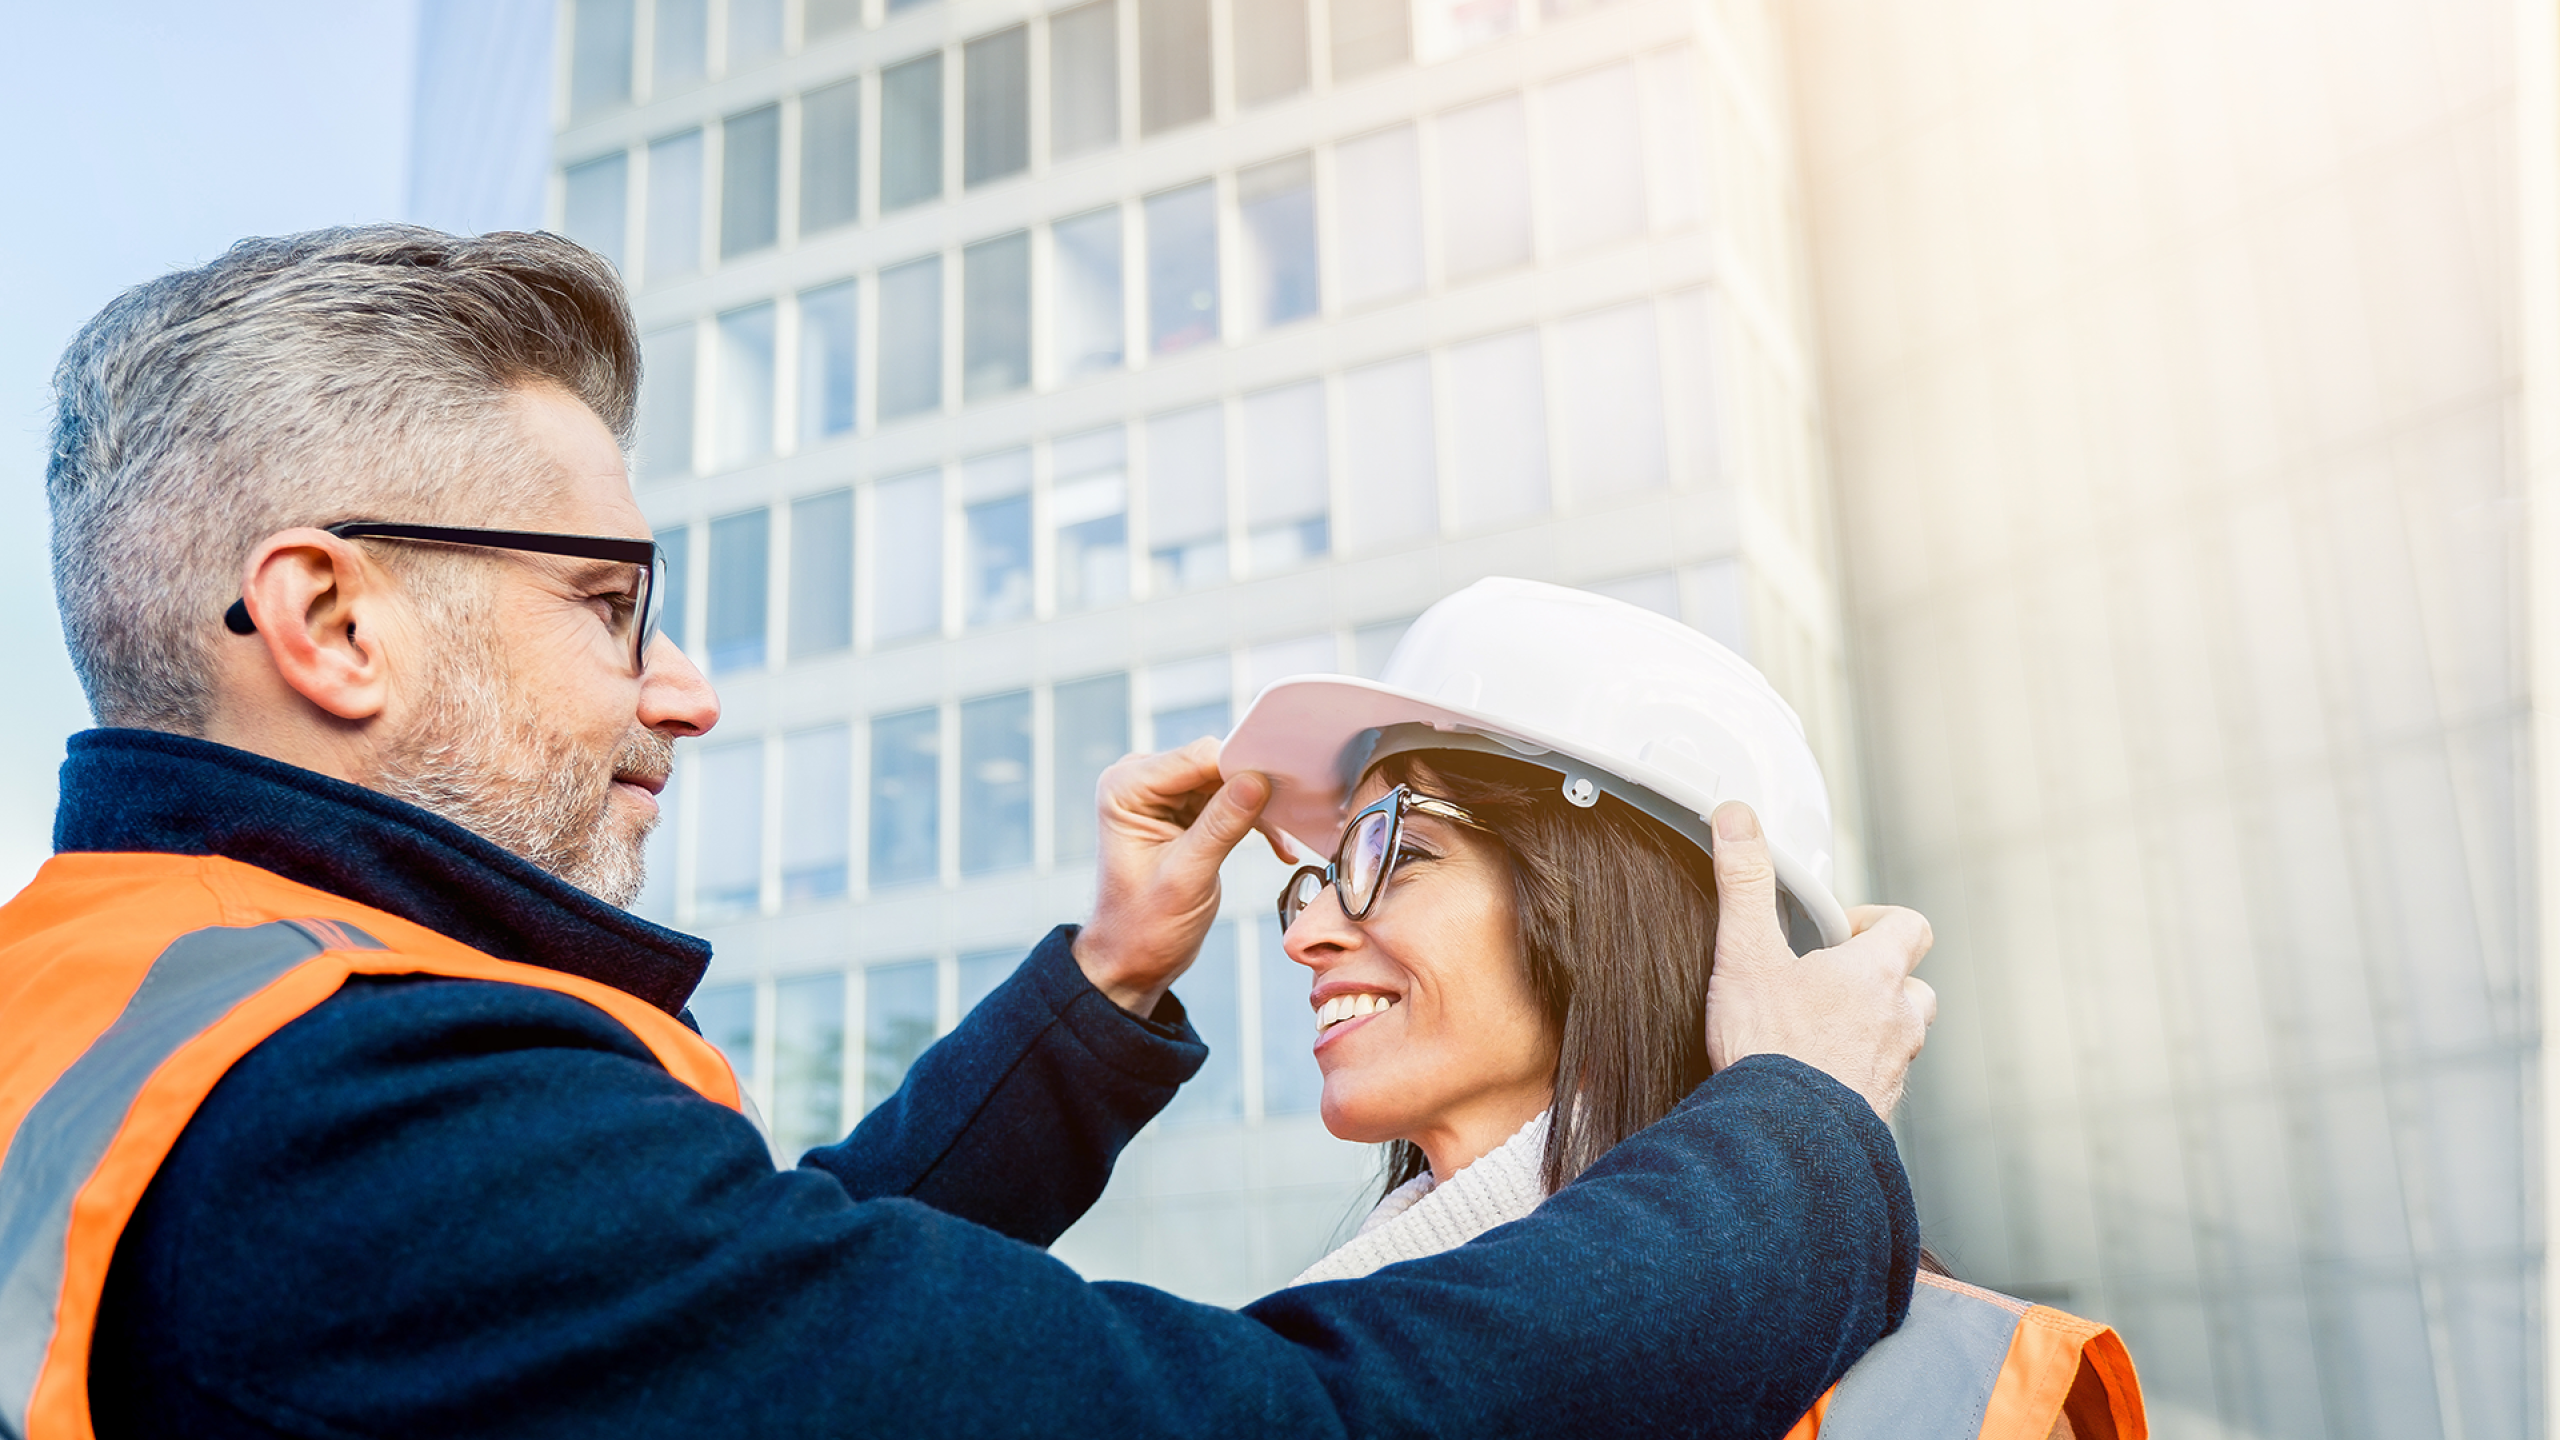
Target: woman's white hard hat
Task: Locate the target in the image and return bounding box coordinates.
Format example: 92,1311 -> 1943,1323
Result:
1220,576 -> 1851,950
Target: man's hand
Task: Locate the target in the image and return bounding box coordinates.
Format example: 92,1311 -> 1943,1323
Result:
1703,801 -> 1935,1118
1073,738 -> 1274,1016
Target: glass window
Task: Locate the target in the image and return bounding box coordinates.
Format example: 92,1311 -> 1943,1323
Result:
656,524 -> 693,654
655,0 -> 708,88
1049,1 -> 1119,160
1232,0 -> 1308,105
1553,301 -> 1667,501
1259,915 -> 1322,1114
798,279 -> 859,442
1542,63 -> 1644,253
707,507 -> 770,672
1641,48 -> 1706,231
1052,207 -> 1125,378
1148,653 -> 1231,748
781,725 -> 852,903
868,707 -> 942,887
863,960 -> 938,1111
1161,922 -> 1240,1124
570,0 -> 635,117
964,26 -> 1030,187
1145,405 -> 1226,591
1352,617 -> 1411,677
1051,672 -> 1128,861
1052,426 -> 1130,612
1339,354 -> 1437,550
728,0 -> 783,66
800,78 -> 863,237
962,450 -> 1033,628
876,255 -> 944,421
721,104 -> 781,259
694,740 -> 764,919
1445,329 -> 1550,529
644,130 -> 705,283
773,972 -> 844,1155
960,690 -> 1033,875
880,54 -> 945,212
1438,95 -> 1531,279
692,981 -> 754,1093
889,0 -> 933,14
563,153 -> 629,272
1414,0 -> 1514,64
1145,182 -> 1219,356
789,488 -> 854,659
1328,0 -> 1407,81
962,232 -> 1031,401
1238,154 -> 1318,333
958,948 -> 1017,1018
1681,557 -> 1745,656
637,326 -> 697,480
1333,125 -> 1422,306
1137,0 -> 1212,135
1241,380 -> 1327,571
806,0 -> 864,35
1659,288 -> 1716,485
871,470 -> 944,643
713,303 -> 775,469
1584,570 -> 1678,618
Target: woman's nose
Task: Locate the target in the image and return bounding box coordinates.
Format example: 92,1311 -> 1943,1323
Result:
1283,887 -> 1361,970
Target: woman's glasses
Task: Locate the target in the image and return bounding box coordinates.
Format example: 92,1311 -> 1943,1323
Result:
1275,785 -> 1491,929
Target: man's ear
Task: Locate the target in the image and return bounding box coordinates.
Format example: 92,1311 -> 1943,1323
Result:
234,529 -> 393,722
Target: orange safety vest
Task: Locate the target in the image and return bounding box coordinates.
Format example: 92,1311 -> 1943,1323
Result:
1782,1272 -> 2147,1440
0,853 -> 743,1440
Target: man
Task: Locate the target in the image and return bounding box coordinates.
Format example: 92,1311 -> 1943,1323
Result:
1,227 -> 1937,1439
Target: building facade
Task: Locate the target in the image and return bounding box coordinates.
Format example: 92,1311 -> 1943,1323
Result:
547,0 -> 1854,1302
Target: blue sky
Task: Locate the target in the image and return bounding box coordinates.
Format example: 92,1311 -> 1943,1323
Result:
0,4 -> 423,891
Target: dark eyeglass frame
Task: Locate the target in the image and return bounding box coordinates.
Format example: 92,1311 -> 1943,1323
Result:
1275,784 -> 1492,930
222,521 -> 667,675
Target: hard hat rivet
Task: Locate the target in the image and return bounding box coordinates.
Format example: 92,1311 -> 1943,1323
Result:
1563,777 -> 1598,807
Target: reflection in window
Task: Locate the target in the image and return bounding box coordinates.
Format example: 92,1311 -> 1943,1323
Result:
1260,915 -> 1321,1114
564,153 -> 629,271
871,470 -> 943,643
728,0 -> 783,66
801,78 -> 863,236
869,707 -> 941,887
1146,405 -> 1226,591
694,741 -> 764,919
721,104 -> 781,259
807,0 -> 864,33
1238,154 -> 1318,333
1445,329 -> 1549,530
798,280 -> 858,442
881,54 -> 945,212
1137,0 -> 1212,136
570,0 -> 635,117
707,508 -> 770,672
713,303 -> 775,469
1353,616 -> 1412,678
644,130 -> 704,282
1414,0 -> 1514,63
889,0 -> 933,14
1232,0 -> 1308,106
1052,208 -> 1124,378
693,981 -> 754,1096
1241,381 -> 1328,572
962,450 -> 1032,628
960,690 -> 1033,875
1553,301 -> 1667,501
1329,0 -> 1408,81
964,26 -> 1030,187
1245,633 -> 1339,694
958,948 -> 1017,1018
1542,63 -> 1644,253
1052,427 -> 1130,612
1339,354 -> 1437,550
1052,673 -> 1129,861
1438,95 -> 1531,279
1149,653 -> 1231,749
1161,922 -> 1240,1124
1049,0 -> 1119,160
637,326 -> 697,480
1145,182 -> 1219,356
654,0 -> 708,89
876,256 -> 944,422
790,488 -> 854,659
962,232 -> 1032,401
773,972 -> 844,1156
1333,125 -> 1421,306
781,725 -> 851,903
656,524 -> 692,654
864,960 -> 938,1111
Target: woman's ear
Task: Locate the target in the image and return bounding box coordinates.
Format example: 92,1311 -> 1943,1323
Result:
235,528 -> 394,722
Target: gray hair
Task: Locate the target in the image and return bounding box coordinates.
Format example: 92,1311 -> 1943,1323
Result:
45,224 -> 640,732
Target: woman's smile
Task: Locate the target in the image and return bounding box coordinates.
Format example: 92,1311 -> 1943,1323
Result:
1311,985 -> 1402,1049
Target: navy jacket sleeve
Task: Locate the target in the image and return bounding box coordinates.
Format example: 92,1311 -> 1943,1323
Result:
91,969 -> 1915,1440
795,925 -> 1205,1245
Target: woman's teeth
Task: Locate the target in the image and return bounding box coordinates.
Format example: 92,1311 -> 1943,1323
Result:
1315,993 -> 1397,1034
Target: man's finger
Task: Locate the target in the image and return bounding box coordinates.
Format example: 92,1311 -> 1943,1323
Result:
1842,905 -> 1933,976
1708,802 -> 1785,962
1906,975 -> 1938,1029
1166,770 -> 1272,871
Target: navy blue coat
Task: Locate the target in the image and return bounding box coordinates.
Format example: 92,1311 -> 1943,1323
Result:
56,729 -> 1917,1438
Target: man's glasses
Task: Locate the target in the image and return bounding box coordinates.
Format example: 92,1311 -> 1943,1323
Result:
1276,785 -> 1492,930
223,521 -> 666,675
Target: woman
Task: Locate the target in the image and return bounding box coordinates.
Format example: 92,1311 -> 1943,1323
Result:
1223,577 -> 2145,1440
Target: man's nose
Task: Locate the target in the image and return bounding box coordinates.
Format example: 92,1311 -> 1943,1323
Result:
638,635 -> 720,737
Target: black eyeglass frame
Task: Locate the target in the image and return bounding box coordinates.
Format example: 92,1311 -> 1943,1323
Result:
222,521 -> 667,675
1275,784 -> 1492,930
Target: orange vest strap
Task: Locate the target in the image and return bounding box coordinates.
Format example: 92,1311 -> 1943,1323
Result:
1782,1275 -> 2147,1439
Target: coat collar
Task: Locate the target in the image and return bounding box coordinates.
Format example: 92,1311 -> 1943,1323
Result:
52,728 -> 709,1015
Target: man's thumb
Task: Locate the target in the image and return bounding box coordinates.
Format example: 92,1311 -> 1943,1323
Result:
1171,771 -> 1272,867
1710,802 -> 1784,960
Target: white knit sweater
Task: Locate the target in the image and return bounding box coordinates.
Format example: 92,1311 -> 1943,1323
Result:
1289,1110 -> 1551,1285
